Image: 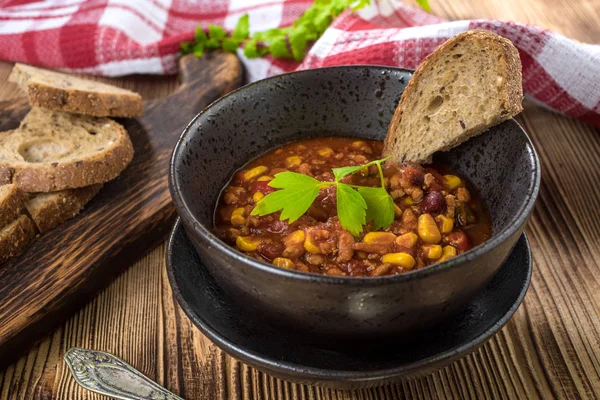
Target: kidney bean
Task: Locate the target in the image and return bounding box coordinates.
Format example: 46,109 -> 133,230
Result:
421,191 -> 445,213
250,180 -> 274,195
444,231 -> 470,252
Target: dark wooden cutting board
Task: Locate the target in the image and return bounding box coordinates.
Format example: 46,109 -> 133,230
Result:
0,53 -> 243,367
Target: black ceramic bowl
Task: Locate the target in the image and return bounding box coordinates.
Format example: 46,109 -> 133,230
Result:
169,66 -> 540,341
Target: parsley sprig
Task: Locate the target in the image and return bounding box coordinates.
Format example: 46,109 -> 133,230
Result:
181,0 -> 430,62
251,157 -> 395,237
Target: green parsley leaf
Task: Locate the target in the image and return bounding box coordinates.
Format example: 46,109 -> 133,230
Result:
289,26 -> 309,61
180,41 -> 193,54
195,26 -> 207,43
351,0 -> 371,11
193,42 -> 205,58
243,39 -> 260,58
336,183 -> 367,236
222,38 -> 239,53
251,172 -> 322,223
415,0 -> 431,12
205,38 -> 220,49
358,187 -> 395,231
269,37 -> 292,58
332,165 -> 367,181
208,24 -> 226,39
332,157 -> 390,181
233,14 -> 250,39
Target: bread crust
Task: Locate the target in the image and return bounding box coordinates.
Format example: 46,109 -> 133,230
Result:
0,215 -> 37,264
9,64 -> 143,118
26,184 -> 102,233
383,30 -> 523,162
0,116 -> 134,192
0,184 -> 24,229
25,83 -> 143,118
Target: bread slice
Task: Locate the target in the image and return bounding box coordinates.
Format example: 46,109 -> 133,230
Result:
9,63 -> 143,118
0,214 -> 37,264
0,184 -> 24,229
26,184 -> 102,233
0,108 -> 134,192
383,30 -> 523,163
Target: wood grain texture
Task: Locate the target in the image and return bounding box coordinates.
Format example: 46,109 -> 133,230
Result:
0,53 -> 243,367
1,0 -> 600,398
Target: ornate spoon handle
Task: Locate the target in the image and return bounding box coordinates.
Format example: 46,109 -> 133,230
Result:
64,348 -> 184,400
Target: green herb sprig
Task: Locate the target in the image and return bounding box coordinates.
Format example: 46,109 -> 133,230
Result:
181,0 -> 430,62
251,157 -> 394,237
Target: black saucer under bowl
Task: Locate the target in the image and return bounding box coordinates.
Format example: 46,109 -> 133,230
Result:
166,218 -> 532,389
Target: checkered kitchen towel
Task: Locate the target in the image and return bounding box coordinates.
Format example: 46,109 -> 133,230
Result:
1,0 -> 599,126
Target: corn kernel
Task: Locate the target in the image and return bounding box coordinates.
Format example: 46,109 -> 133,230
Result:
317,147 -> 333,157
243,166 -> 268,181
236,236 -> 259,252
382,252 -> 416,270
422,244 -> 443,259
439,245 -> 458,262
436,214 -> 454,233
304,230 -> 321,253
444,175 -> 462,190
394,204 -> 403,218
257,175 -> 274,182
351,140 -> 366,148
252,192 -> 264,203
284,230 -> 305,246
404,197 -> 414,206
273,257 -> 294,269
285,156 -> 301,168
363,232 -> 396,245
230,207 -> 246,226
418,214 -> 442,244
395,232 -> 418,248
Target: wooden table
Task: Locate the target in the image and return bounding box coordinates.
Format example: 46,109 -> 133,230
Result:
1,0 -> 599,398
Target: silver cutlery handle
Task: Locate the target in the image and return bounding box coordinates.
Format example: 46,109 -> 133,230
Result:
64,348 -> 184,400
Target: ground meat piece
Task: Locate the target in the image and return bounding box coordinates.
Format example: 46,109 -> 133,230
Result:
298,163 -> 312,175
456,187 -> 471,202
306,253 -> 326,265
371,264 -> 394,276
223,186 -> 246,205
353,242 -> 392,254
390,173 -> 402,189
445,194 -> 456,219
401,209 -> 418,231
391,189 -> 405,200
337,231 -> 355,262
411,188 -> 424,201
423,173 -> 435,189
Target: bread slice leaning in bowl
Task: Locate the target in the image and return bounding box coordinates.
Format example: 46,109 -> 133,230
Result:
383,29 -> 523,164
9,63 -> 143,118
0,108 -> 134,192
0,214 -> 37,264
26,184 -> 102,233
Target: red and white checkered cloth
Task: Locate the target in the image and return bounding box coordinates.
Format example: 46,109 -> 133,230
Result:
1,0 -> 599,126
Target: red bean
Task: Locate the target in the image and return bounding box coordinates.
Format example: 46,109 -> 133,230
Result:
250,181 -> 274,195
422,191 -> 445,213
445,231 -> 470,252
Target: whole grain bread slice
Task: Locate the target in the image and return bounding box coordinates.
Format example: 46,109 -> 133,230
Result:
0,214 -> 37,264
383,30 -> 523,164
0,184 -> 24,229
26,184 -> 102,233
0,108 -> 134,192
9,63 -> 142,118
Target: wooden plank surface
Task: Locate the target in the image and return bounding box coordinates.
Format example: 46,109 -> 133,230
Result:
1,0 -> 600,398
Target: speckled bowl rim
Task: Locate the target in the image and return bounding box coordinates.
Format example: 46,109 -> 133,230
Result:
169,65 -> 541,285
166,219 -> 532,381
